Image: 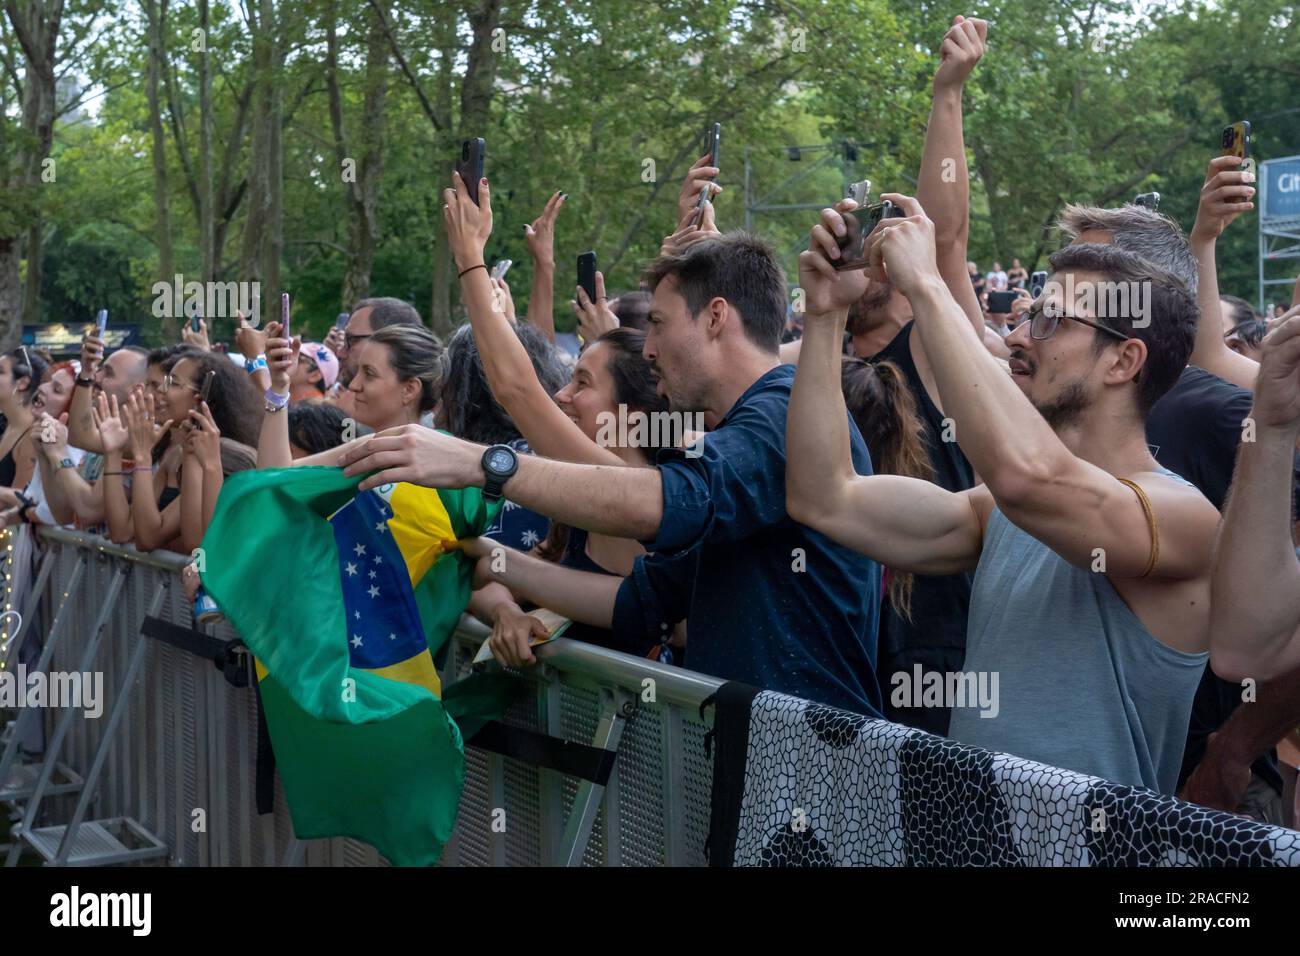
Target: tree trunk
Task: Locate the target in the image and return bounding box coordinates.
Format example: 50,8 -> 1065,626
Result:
4,0 -> 64,338
328,0 -> 389,309
197,0 -> 214,284
144,0 -> 176,341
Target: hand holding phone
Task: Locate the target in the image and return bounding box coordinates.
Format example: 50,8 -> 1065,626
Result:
987,290 -> 1018,315
577,252 -> 598,305
834,201 -> 905,271
492,259 -> 513,281
1221,122 -> 1252,203
692,123 -> 722,226
95,309 -> 108,336
455,138 -> 487,206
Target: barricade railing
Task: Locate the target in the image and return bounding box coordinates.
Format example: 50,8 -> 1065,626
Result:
4,526 -> 717,866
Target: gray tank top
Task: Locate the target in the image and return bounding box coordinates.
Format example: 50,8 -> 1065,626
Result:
948,471 -> 1207,794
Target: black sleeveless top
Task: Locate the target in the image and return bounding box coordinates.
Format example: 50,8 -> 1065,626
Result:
0,424 -> 34,488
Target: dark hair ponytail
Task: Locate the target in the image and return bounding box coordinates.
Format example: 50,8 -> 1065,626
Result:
840,356 -> 933,619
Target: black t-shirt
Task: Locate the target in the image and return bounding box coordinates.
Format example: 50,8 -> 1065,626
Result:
872,321 -> 976,736
1146,365 -> 1291,796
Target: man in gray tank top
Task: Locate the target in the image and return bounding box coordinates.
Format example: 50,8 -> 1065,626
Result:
787,194 -> 1219,794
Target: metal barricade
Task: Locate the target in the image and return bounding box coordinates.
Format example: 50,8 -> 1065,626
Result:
21,527 -> 717,867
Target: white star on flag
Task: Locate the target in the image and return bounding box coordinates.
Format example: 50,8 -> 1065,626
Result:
351,635 -> 363,648
368,585 -> 380,598
388,632 -> 396,641
375,522 -> 388,533
345,562 -> 358,576
354,543 -> 367,556
369,570 -> 377,579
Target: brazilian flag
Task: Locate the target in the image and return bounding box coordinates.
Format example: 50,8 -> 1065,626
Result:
200,466 -> 500,866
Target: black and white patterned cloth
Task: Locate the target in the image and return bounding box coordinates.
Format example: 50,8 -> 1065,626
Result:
706,684 -> 1300,867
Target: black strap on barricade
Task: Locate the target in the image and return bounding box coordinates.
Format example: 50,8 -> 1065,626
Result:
700,680 -> 761,867
140,615 -> 250,688
254,682 -> 277,816
465,720 -> 618,786
141,615 -> 277,813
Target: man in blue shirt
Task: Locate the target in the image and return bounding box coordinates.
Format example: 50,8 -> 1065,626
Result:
340,214 -> 883,716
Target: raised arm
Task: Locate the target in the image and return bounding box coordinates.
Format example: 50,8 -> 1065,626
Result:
877,194 -> 1219,580
67,331 -> 106,453
256,320 -> 298,470
915,14 -> 987,339
1188,154 -> 1260,390
784,201 -> 985,575
523,190 -> 564,340
444,172 -> 624,467
1210,311 -> 1300,682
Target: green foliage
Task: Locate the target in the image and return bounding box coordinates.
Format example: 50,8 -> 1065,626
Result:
2,0 -> 1296,338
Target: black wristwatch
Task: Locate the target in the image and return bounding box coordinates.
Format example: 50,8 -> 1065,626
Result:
75,375 -> 95,388
479,444 -> 519,503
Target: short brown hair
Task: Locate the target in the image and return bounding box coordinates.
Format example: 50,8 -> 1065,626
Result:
642,231 -> 786,353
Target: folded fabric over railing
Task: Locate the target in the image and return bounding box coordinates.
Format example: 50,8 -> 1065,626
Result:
706,685 -> 1300,867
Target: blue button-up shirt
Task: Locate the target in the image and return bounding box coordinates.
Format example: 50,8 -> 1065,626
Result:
612,364 -> 882,716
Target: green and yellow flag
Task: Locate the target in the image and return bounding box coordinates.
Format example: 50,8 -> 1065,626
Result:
199,466 -> 499,866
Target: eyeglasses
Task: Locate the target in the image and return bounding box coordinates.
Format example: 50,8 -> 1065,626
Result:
1026,307 -> 1131,343
162,371 -> 201,395
344,333 -> 372,351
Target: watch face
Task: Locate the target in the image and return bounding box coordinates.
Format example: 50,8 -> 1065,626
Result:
486,448 -> 514,474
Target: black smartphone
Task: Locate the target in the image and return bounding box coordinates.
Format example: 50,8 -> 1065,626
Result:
1030,271 -> 1048,297
1133,191 -> 1161,210
95,309 -> 108,336
334,312 -> 350,330
987,290 -> 1018,314
199,370 -> 215,404
456,138 -> 487,206
577,251 -> 598,303
281,292 -> 290,340
189,303 -> 201,333
693,123 -> 722,225
834,201 -> 905,271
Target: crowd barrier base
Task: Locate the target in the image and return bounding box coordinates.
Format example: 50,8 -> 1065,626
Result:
2,527 -> 719,866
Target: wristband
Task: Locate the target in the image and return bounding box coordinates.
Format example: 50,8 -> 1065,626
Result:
133,464 -> 154,473
75,375 -> 95,388
458,263 -> 488,279
244,355 -> 268,373
264,388 -> 290,411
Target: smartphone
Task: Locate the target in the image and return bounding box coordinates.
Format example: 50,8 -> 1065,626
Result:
492,259 -> 513,281
847,180 -> 872,206
281,292 -> 290,340
95,309 -> 108,336
189,303 -> 201,333
1221,121 -> 1252,204
1133,191 -> 1161,210
693,123 -> 722,225
456,138 -> 487,206
199,370 -> 215,404
333,312 -> 350,330
987,290 -> 1018,314
1030,270 -> 1048,297
577,252 -> 598,304
834,201 -> 905,271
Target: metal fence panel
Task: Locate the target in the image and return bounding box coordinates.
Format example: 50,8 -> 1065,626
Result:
25,527 -> 717,867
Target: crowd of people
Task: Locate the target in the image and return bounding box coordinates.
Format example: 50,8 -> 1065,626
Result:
5,15 -> 1300,829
